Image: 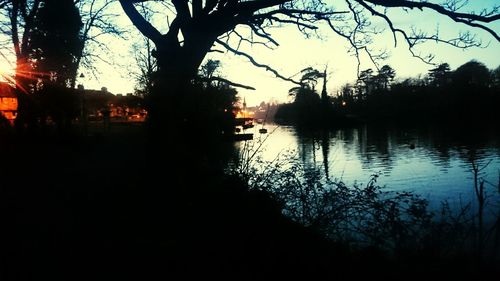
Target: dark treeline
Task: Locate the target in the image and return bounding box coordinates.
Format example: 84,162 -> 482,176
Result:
276,61 -> 500,128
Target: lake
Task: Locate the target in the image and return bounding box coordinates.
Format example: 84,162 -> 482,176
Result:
235,123 -> 500,215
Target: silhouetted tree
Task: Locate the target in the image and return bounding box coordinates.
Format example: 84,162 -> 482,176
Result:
200,59 -> 221,79
340,83 -> 354,101
131,36 -> 156,98
0,0 -> 42,131
25,0 -> 83,131
30,0 -> 83,87
376,65 -> 396,90
453,60 -> 492,88
356,68 -> 374,96
289,67 -> 324,104
0,0 -> 124,131
275,67 -> 324,126
428,63 -> 451,87
493,65 -> 500,90
339,59 -> 499,125
118,0 -> 499,133
0,0 -> 123,88
74,0 -> 125,88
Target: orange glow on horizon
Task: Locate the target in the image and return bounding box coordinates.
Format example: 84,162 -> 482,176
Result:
235,110 -> 255,119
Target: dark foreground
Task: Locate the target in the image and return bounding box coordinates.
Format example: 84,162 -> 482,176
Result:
1,123 -> 497,280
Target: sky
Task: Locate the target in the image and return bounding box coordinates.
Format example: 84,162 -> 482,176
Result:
1,0 -> 499,107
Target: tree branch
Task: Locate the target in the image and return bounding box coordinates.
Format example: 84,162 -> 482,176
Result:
119,0 -> 162,44
197,76 -> 256,90
216,39 -> 300,85
237,0 -> 290,14
363,0 -> 500,41
355,0 -> 487,64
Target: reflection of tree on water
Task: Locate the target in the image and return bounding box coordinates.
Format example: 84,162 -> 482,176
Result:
291,124 -> 500,193
296,130 -> 333,181
359,125 -> 395,175
296,132 -> 317,173
321,131 -> 330,181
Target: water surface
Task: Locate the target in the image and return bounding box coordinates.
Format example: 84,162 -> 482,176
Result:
236,123 -> 500,212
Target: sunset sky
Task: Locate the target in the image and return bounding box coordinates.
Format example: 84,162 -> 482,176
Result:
1,0 -> 499,106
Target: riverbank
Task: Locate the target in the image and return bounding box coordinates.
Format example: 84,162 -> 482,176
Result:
1,123 -> 498,280
0,124 -> 342,280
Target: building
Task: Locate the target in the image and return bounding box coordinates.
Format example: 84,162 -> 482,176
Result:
79,86 -> 146,121
0,82 -> 17,122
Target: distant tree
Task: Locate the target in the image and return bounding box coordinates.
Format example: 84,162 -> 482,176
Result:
283,67 -> 324,126
288,67 -> 324,103
199,59 -> 221,79
428,63 -> 451,87
453,60 -> 492,88
356,68 -> 374,96
320,68 -> 329,104
376,65 -> 396,90
75,0 -> 125,88
131,36 -> 157,98
339,83 -> 355,103
493,65 -> 500,89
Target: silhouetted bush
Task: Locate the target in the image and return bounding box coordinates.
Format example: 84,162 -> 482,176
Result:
229,142 -> 500,276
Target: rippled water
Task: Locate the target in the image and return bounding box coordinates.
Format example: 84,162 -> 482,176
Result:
236,123 -> 500,211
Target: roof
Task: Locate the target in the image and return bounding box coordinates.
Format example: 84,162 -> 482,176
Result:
0,82 -> 16,98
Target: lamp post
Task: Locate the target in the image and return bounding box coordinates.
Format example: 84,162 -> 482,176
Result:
78,73 -> 87,135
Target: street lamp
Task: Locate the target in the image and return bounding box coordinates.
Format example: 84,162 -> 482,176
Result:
79,73 -> 87,135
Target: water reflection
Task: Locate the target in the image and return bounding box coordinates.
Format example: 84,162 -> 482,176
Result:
237,123 -> 500,207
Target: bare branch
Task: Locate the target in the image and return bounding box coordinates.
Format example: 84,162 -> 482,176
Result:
364,0 -> 500,41
119,0 -> 162,43
197,76 -> 256,90
355,0 -> 487,64
247,24 -> 280,46
230,29 -> 275,49
216,39 -> 300,85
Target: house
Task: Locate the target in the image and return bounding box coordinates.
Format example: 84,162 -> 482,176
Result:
0,82 -> 17,122
79,86 -> 146,121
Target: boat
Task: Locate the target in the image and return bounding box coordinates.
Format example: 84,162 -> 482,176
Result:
233,133 -> 253,141
223,132 -> 253,141
242,120 -> 254,129
258,104 -> 270,134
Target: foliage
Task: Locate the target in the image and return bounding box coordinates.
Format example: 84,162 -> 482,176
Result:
238,154 -> 435,253
131,37 -> 156,98
453,60 -> 492,88
330,60 -> 499,126
230,143 -> 499,261
30,0 -> 83,87
199,59 -> 221,79
428,63 -> 451,87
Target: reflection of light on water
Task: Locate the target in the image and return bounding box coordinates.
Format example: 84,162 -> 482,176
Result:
236,124 -> 500,215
